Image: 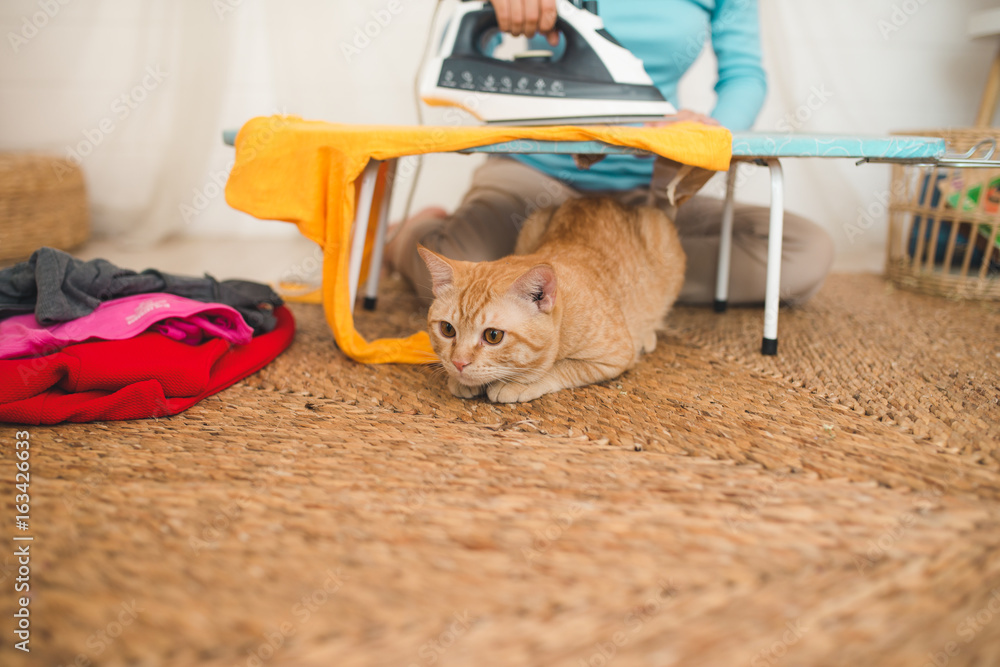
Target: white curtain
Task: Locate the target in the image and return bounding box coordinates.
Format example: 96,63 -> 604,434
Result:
1,0 -> 236,245
1,0 -> 997,269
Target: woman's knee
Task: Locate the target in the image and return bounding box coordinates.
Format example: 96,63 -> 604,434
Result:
781,214 -> 834,305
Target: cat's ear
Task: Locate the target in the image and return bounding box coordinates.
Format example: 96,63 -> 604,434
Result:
417,245 -> 456,296
509,264 -> 557,314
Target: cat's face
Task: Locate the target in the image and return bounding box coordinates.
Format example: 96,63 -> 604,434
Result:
419,248 -> 558,390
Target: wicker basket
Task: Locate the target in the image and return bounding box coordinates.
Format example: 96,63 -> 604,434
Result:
0,153 -> 90,264
886,128 -> 1000,300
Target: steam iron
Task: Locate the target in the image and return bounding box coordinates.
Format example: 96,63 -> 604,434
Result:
419,0 -> 676,125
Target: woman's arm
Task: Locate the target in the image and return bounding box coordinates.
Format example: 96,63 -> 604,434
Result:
709,0 -> 768,130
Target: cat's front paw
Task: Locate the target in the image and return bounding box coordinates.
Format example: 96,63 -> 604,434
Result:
641,331 -> 658,355
448,376 -> 484,399
487,380 -> 549,403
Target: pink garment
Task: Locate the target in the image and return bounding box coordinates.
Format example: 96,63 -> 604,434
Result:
0,293 -> 254,360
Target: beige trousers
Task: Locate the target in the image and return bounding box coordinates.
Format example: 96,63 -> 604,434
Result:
387,157 -> 834,306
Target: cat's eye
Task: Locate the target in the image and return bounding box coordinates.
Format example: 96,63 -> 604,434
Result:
483,328 -> 504,345
439,321 -> 456,338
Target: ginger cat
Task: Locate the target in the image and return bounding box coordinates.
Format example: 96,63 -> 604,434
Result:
417,197 -> 685,403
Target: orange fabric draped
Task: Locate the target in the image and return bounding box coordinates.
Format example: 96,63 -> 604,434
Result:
225,116 -> 732,364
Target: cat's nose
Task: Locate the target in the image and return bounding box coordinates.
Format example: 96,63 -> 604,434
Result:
453,360 -> 469,372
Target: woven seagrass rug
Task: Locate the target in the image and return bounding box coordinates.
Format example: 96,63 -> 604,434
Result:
1,273 -> 998,667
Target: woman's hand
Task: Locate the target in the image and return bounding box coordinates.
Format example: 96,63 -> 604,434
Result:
645,109 -> 721,127
490,0 -> 560,46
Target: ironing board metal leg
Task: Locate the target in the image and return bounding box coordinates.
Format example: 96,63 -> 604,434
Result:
761,158 -> 784,356
363,159 -> 397,311
714,162 -> 738,313
349,160 -> 381,309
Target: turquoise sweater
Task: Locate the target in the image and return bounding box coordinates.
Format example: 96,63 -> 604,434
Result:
513,0 -> 767,190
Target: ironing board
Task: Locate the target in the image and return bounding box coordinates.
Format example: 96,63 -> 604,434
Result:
460,132 -> 948,354
222,129 -> 949,355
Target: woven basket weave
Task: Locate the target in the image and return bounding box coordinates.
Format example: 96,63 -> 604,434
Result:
0,153 -> 90,263
887,129 -> 1000,300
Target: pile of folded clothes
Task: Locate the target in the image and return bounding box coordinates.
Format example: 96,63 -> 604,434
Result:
0,247 -> 295,424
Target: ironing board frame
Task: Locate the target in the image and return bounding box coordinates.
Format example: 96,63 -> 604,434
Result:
342,132 -> 954,356
222,128 -> 964,355
349,156 -> 789,353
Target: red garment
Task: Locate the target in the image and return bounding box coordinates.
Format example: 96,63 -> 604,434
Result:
0,306 -> 294,424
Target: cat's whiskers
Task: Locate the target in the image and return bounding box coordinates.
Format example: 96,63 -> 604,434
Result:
424,361 -> 452,381
480,364 -> 543,385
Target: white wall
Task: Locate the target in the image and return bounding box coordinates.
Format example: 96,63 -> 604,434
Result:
1,0 -> 998,270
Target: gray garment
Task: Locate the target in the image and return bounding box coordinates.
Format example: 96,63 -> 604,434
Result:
386,157 -> 834,306
0,247 -> 284,334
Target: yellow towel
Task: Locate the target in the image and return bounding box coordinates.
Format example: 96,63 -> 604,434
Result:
225,116 -> 732,365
